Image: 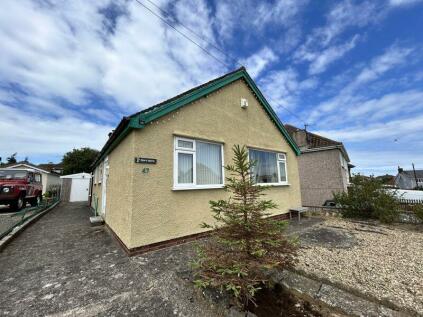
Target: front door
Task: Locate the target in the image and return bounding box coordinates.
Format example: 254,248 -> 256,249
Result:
101,157 -> 109,217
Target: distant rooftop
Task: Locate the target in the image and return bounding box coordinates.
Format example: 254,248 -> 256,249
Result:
399,169 -> 423,178
284,124 -> 350,162
1,161 -> 63,174
284,124 -> 342,149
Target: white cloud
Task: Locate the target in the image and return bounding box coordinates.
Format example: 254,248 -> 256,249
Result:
347,90 -> 423,121
0,103 -> 112,155
241,47 -> 278,78
389,0 -> 423,6
308,35 -> 359,75
314,114 -> 423,142
0,0 -> 229,159
259,68 -> 318,111
294,0 -> 383,74
214,0 -> 307,44
319,0 -> 381,44
353,46 -> 413,86
0,0 -> 225,113
307,45 -> 414,122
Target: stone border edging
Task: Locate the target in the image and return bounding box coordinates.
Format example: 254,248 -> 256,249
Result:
274,270 -> 416,317
0,201 -> 60,252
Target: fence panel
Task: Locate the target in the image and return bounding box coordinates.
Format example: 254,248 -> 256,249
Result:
398,198 -> 423,211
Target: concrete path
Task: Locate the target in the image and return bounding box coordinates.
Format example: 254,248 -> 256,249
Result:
0,202 -> 220,317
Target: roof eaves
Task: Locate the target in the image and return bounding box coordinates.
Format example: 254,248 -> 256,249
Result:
6,163 -> 50,174
241,71 -> 301,155
93,67 -> 301,166
91,117 -> 133,169
301,144 -> 350,162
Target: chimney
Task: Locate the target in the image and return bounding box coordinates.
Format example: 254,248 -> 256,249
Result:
398,166 -> 403,174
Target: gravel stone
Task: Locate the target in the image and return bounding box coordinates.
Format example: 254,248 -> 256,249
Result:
297,218 -> 423,315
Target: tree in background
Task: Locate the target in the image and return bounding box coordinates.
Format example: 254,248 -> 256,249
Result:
62,147 -> 99,175
333,174 -> 399,223
375,174 -> 395,185
192,145 -> 297,311
6,153 -> 17,164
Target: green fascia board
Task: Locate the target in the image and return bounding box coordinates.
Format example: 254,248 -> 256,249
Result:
138,71 -> 245,125
241,71 -> 301,155
93,125 -> 132,167
96,68 -> 300,166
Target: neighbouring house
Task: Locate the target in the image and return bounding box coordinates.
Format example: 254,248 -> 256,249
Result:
60,173 -> 91,202
395,167 -> 423,189
6,162 -> 61,194
90,67 -> 302,254
284,124 -> 354,206
38,162 -> 64,175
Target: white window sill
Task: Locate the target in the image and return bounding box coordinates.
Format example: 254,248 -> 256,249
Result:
255,183 -> 290,187
173,185 -> 225,191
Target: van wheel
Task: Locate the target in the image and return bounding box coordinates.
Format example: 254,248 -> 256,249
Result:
11,195 -> 25,211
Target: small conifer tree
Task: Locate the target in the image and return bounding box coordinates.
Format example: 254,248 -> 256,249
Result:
193,145 -> 297,310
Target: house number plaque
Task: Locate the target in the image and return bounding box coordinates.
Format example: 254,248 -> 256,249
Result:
134,157 -> 157,164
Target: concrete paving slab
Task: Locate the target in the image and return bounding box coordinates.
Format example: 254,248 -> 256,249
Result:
0,202 -> 221,317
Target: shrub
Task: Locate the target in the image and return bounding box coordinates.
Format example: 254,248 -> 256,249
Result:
333,174 -> 399,223
413,204 -> 423,221
192,145 -> 297,311
44,185 -> 61,199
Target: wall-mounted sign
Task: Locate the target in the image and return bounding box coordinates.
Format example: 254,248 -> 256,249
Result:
135,157 -> 157,164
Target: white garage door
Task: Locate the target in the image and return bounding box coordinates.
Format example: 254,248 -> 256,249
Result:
70,178 -> 90,202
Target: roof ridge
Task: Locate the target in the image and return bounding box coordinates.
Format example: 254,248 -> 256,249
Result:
92,67 -> 300,168
284,124 -> 342,145
129,66 -> 246,119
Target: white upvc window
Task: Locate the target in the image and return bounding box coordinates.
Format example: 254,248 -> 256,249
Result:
249,148 -> 288,186
174,137 -> 224,190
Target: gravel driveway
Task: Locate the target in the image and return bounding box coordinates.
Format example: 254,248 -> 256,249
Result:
296,217 -> 423,315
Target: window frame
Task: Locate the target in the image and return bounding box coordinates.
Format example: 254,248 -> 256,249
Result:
98,163 -> 102,184
34,173 -> 42,183
248,147 -> 289,186
173,136 -> 224,190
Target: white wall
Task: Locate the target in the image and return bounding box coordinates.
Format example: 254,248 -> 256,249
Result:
69,178 -> 90,202
45,173 -> 61,193
388,189 -> 423,200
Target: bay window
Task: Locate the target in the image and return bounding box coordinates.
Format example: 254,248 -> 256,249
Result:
249,149 -> 288,185
174,137 -> 224,189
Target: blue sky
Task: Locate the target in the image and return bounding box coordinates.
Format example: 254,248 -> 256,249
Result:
0,0 -> 422,175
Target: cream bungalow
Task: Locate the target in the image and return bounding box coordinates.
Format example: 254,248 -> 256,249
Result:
91,67 -> 302,255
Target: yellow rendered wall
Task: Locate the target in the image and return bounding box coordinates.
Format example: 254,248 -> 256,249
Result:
125,79 -> 302,249
91,132 -> 135,247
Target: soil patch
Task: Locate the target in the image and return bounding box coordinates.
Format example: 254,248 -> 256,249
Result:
248,284 -> 324,317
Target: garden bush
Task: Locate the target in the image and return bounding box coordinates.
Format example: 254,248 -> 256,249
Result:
192,145 -> 297,311
333,174 -> 399,223
413,204 -> 423,221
